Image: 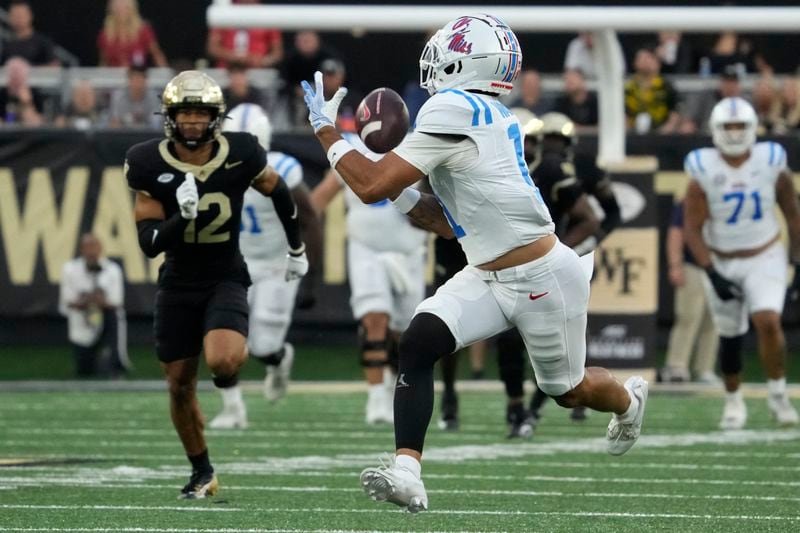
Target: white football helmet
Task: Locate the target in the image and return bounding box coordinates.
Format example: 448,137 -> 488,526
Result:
223,103 -> 272,151
709,97 -> 757,156
420,13 -> 522,96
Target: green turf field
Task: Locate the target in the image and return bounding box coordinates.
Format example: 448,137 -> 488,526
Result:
1,385 -> 799,532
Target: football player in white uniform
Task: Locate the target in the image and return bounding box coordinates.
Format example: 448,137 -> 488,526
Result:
684,97 -> 800,430
302,13 -> 648,513
311,133 -> 428,425
209,103 -> 322,429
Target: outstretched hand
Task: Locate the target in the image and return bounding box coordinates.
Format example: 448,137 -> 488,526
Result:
300,71 -> 348,133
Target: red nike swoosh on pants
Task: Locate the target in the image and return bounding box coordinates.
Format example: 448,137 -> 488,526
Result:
529,292 -> 549,301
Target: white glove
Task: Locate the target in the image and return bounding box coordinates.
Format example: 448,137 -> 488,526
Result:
176,173 -> 198,220
286,251 -> 309,281
301,71 -> 348,133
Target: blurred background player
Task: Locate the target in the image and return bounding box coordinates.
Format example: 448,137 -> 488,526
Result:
684,97 -> 800,430
311,132 -> 428,425
496,110 -> 621,437
59,233 -> 129,378
209,103 -> 322,429
659,199 -> 720,384
126,71 -> 308,498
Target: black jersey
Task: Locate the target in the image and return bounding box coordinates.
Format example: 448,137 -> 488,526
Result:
573,152 -> 609,198
530,151 -> 584,227
125,132 -> 268,289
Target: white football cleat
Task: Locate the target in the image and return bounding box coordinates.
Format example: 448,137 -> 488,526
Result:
606,376 -> 648,456
360,455 -> 428,513
264,343 -> 294,402
719,393 -> 747,430
209,402 -> 248,429
366,384 -> 392,425
767,394 -> 799,426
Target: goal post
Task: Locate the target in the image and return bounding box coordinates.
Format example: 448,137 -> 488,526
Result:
208,4 -> 800,164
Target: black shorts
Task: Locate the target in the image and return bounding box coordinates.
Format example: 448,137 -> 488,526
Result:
153,280 -> 249,363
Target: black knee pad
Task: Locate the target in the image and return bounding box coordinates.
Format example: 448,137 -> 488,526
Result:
398,313 -> 456,372
359,324 -> 389,367
719,335 -> 744,375
212,373 -> 239,389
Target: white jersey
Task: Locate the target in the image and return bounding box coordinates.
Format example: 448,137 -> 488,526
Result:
340,133 -> 428,253
686,142 -> 785,252
239,150 -> 303,275
394,89 -> 553,265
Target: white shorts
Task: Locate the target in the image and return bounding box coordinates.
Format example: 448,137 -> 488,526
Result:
347,239 -> 426,331
704,242 -> 788,337
416,241 -> 590,396
247,271 -> 300,355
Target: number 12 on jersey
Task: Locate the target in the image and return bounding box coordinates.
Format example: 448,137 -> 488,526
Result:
723,190 -> 762,224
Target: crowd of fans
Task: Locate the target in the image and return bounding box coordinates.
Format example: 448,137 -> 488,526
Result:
3,0 -> 800,134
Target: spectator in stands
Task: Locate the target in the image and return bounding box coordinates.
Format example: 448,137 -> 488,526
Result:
752,78 -> 781,135
564,33 -> 596,78
0,57 -> 44,126
660,201 -> 719,384
624,44 -> 680,134
680,64 -> 744,134
55,80 -> 106,130
553,68 -> 598,128
59,233 -> 129,378
771,76 -> 800,133
108,65 -> 159,128
207,0 -> 283,69
283,30 -> 334,126
222,62 -> 265,110
703,31 -> 771,76
97,0 -> 167,68
1,0 -> 58,66
563,31 -> 625,79
321,58 -> 361,133
507,69 -> 551,115
655,31 -> 694,75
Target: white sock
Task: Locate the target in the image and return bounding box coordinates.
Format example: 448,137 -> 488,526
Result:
726,389 -> 743,402
221,385 -> 243,407
618,391 -> 639,423
395,454 -> 421,479
767,378 -> 786,397
368,383 -> 385,401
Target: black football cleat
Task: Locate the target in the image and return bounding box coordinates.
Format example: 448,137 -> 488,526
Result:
570,406 -> 588,422
506,404 -> 536,439
437,393 -> 459,431
179,470 -> 218,500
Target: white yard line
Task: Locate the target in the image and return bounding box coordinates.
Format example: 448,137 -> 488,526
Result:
0,507 -> 797,522
0,504 -> 238,512
4,483 -> 799,503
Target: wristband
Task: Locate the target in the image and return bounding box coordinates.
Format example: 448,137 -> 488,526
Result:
327,139 -> 355,169
289,244 -> 306,257
392,187 -> 421,214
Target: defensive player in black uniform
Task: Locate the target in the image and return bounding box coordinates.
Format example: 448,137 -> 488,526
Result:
126,71 -> 308,498
500,111 -> 622,437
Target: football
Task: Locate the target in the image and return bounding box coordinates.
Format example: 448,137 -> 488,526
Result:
355,87 -> 410,153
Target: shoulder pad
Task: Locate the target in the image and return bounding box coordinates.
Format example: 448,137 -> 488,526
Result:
268,151 -> 303,188
415,90 -> 493,133
755,141 -> 787,169
684,148 -> 712,179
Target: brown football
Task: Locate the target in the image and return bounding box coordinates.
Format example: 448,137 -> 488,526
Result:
355,87 -> 410,153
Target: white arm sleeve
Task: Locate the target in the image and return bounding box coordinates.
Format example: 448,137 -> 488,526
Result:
392,130 -> 478,176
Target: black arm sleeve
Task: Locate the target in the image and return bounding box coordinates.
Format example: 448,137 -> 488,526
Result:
595,181 -> 622,236
269,178 -> 304,253
136,214 -> 190,258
